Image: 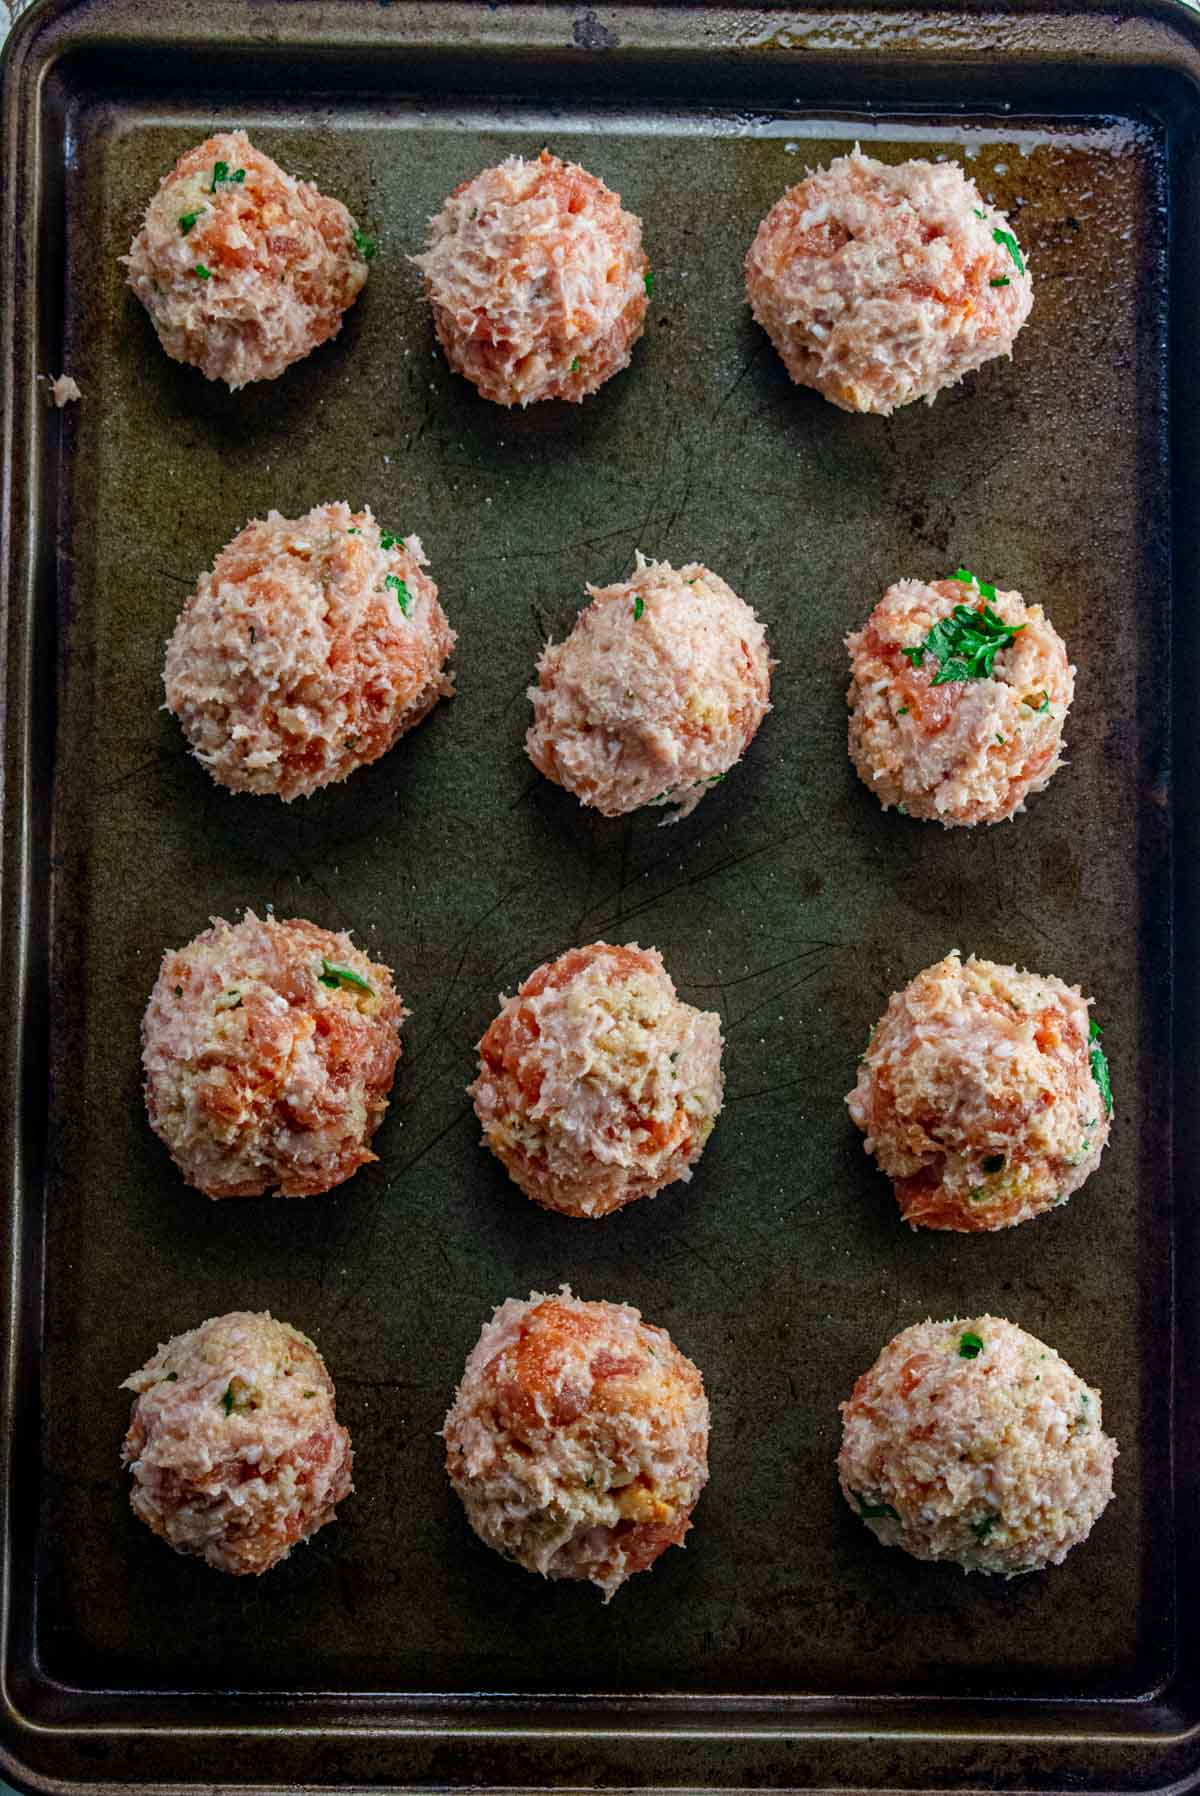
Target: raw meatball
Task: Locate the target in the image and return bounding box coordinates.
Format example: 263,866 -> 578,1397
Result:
848,952 -> 1112,1231
846,573 -> 1073,826
527,554 -> 773,821
745,147 -> 1033,414
470,941 -> 724,1218
125,130 -> 370,387
412,150 -> 648,406
122,1311 -> 353,1576
444,1289 -> 709,1598
164,502 -> 455,801
839,1316 -> 1116,1574
142,912 -> 406,1198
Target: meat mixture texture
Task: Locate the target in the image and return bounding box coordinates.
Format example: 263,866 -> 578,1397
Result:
470,941 -> 724,1218
142,912 -> 406,1198
745,147 -> 1033,414
413,150 -> 648,405
125,130 -> 370,387
839,1315 -> 1117,1574
164,502 -> 455,800
846,574 -> 1073,827
527,554 -> 773,822
122,1310 -> 353,1575
847,951 -> 1112,1231
444,1289 -> 710,1598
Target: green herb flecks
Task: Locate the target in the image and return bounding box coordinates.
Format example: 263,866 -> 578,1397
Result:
982,1154 -> 1006,1174
1089,1018 -> 1113,1117
973,207 -> 987,221
570,357 -> 580,373
959,1330 -> 985,1359
972,1514 -> 997,1541
385,573 -> 410,614
1023,690 -> 1050,714
209,161 -> 246,193
901,593 -> 1022,686
633,595 -> 645,621
990,275 -> 1011,288
221,1383 -> 235,1415
302,1389 -> 317,1399
896,802 -> 908,815
178,211 -> 201,235
193,264 -> 213,280
347,526 -> 360,535
996,734 -> 1006,745
644,271 -> 654,297
174,984 -> 183,998
161,1371 -> 178,1383
897,706 -> 909,716
854,1491 -> 900,1523
352,229 -> 377,261
318,959 -> 373,994
951,566 -> 998,602
380,533 -> 402,551
993,227 -> 1026,275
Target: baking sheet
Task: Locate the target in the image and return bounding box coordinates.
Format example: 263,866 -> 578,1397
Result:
2,1 -> 1197,1789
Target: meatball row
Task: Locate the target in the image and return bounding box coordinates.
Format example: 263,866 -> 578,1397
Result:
121,1300 -> 1117,1589
127,135 -> 1032,415
165,513 -> 1071,835
144,914 -> 1113,1242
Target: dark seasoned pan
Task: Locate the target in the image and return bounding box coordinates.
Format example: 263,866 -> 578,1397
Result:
2,0 -> 1198,1788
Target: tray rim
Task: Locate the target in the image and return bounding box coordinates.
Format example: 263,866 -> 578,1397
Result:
3,0 -> 1200,1788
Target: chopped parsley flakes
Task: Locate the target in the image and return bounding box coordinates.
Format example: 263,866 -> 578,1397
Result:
192,264 -> 213,280
973,207 -> 987,220
972,1514 -> 997,1541
1089,1018 -> 1113,1116
633,595 -> 645,621
570,357 -> 580,373
221,1383 -> 235,1415
178,211 -> 201,235
209,161 -> 246,193
644,271 -> 654,297
952,566 -> 997,602
901,586 -> 1023,686
854,1491 -> 899,1522
990,275 -> 1011,288
386,573 -> 411,614
993,227 -> 1026,274
318,959 -> 373,994
380,533 -> 402,550
958,1330 -> 984,1359
352,229 -> 377,261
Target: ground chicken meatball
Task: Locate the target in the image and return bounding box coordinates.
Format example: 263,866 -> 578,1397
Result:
838,1316 -> 1116,1574
142,912 -> 406,1198
412,150 -> 648,406
745,147 -> 1032,414
470,941 -> 724,1218
848,952 -> 1112,1231
527,554 -> 773,821
444,1289 -> 709,1598
164,502 -> 455,800
846,573 -> 1073,826
122,1311 -> 352,1575
124,131 -> 370,387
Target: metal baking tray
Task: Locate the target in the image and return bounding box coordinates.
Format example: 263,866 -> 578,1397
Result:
3,0 -> 1199,1788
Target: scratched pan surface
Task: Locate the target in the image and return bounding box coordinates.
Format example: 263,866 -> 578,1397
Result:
2,1 -> 1198,1790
